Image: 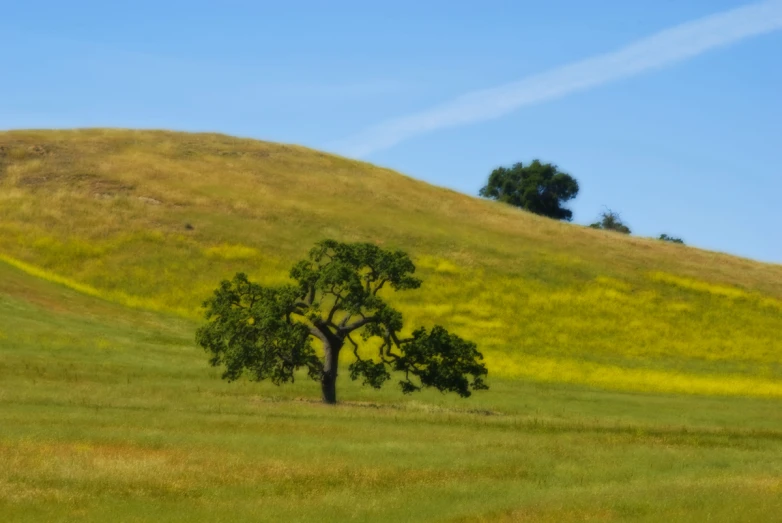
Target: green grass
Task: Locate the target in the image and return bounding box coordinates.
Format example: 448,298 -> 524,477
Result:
2,260 -> 782,522
1,129 -> 782,521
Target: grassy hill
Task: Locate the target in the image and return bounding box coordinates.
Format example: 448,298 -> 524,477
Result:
1,129 -> 781,396
2,129 -> 782,521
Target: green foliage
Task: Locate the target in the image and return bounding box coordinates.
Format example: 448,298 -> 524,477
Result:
659,233 -> 685,244
393,326 -> 488,397
195,274 -> 321,384
589,209 -> 632,234
479,159 -> 579,220
348,358 -> 390,388
197,239 -> 488,401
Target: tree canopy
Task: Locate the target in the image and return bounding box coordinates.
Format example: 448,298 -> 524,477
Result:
479,160 -> 579,221
196,240 -> 488,404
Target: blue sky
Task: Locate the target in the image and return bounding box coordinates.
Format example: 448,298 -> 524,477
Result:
2,0 -> 781,263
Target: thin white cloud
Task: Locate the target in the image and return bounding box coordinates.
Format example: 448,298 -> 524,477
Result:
333,0 -> 782,158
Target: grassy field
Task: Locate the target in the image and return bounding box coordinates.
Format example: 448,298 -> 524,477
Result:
2,259 -> 782,522
1,129 -> 782,521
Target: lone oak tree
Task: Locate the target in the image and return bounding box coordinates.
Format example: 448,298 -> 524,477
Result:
196,240 -> 488,404
479,160 -> 579,221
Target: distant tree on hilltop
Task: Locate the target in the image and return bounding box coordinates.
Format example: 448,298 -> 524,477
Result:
589,209 -> 631,234
479,160 -> 579,221
658,234 -> 685,244
196,239 -> 488,404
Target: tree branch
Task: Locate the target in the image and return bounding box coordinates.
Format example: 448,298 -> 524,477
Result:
389,331 -> 414,347
339,313 -> 354,329
372,278 -> 388,295
383,338 -> 400,361
327,295 -> 342,324
342,316 -> 377,333
346,333 -> 361,360
308,326 -> 329,347
247,294 -> 257,309
292,300 -> 309,311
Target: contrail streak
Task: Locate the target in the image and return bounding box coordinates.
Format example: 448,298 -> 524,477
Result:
333,1 -> 782,158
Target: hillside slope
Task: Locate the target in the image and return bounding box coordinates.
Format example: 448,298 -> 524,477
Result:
1,129 -> 780,396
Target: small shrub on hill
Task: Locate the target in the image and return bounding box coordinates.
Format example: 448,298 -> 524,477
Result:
659,234 -> 684,244
589,209 -> 631,234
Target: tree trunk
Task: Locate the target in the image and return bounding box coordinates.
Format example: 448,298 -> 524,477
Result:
321,341 -> 341,404
321,369 -> 337,404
